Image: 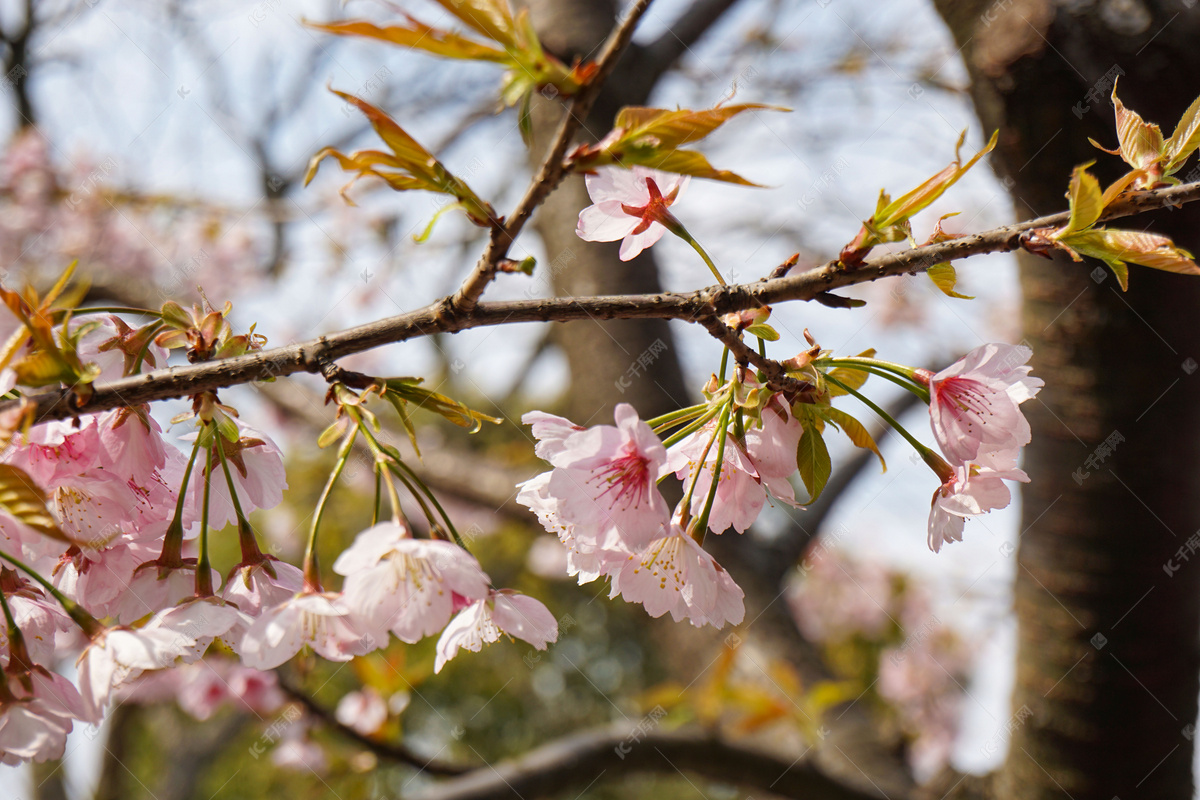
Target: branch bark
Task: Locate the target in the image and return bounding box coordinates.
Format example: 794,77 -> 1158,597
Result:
403,721 -> 895,800
18,177 -> 1200,424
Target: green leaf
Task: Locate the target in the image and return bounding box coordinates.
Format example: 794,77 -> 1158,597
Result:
823,406 -> 886,471
1063,163 -> 1103,236
745,323 -> 779,341
570,103 -> 788,186
875,129 -> 998,228
1112,83 -> 1165,172
1165,91 -> 1200,172
624,148 -> 762,186
0,464 -> 67,542
614,104 -> 787,150
796,426 -> 831,504
825,349 -> 875,397
385,379 -> 501,433
926,262 -> 973,299
306,91 -> 495,225
306,19 -> 509,63
1061,228 -> 1200,292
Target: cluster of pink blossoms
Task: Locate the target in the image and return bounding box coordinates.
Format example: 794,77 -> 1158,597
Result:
0,314 -> 559,764
918,343 -> 1043,552
517,399 -> 807,629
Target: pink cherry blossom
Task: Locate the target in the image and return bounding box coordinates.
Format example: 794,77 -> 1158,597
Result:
927,450 -> 1028,553
177,665 -> 234,721
434,590 -> 558,673
113,557 -> 222,624
576,166 -> 689,261
922,343 -> 1043,464
226,664 -> 284,715
522,411 -> 584,462
744,399 -> 804,486
237,591 -> 377,669
516,472 -> 616,583
186,421 -> 287,530
335,687 -> 388,735
333,522 -> 490,644
271,720 -> 328,772
668,418 -> 788,535
223,558 -> 306,617
608,523 -> 745,628
97,406 -> 168,485
0,669 -> 88,763
520,404 -> 671,555
77,598 -> 242,720
0,579 -> 73,666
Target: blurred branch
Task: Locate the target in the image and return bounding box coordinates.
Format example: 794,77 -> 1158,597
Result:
278,676 -> 471,776
11,177 -> 1200,423
450,0 -> 656,312
405,721 -> 893,800
641,0 -> 745,81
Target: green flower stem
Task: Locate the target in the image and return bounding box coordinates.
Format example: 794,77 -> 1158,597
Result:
661,405 -> 720,450
215,434 -> 265,563
679,398 -> 730,537
305,425 -> 359,590
158,432 -> 204,565
675,228 -> 727,286
195,436 -> 216,597
822,372 -> 945,475
691,401 -> 732,544
0,550 -> 102,637
389,459 -> 468,550
817,358 -> 930,403
371,470 -> 382,527
647,403 -> 710,431
71,306 -> 161,317
385,462 -> 438,529
0,589 -> 25,659
352,417 -> 406,524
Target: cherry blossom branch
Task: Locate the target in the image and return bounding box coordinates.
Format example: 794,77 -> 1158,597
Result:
276,677 -> 469,776
10,178 -> 1200,424
448,0 -> 656,313
402,721 -> 891,800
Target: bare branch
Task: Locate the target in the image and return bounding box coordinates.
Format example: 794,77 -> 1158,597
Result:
9,178 -> 1200,424
403,721 -> 893,800
641,0 -> 745,80
277,676 -> 470,776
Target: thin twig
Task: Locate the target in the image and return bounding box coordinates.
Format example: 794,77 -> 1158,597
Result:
276,676 -> 471,776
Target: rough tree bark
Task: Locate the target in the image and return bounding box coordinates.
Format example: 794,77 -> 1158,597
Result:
932,3 -> 1200,798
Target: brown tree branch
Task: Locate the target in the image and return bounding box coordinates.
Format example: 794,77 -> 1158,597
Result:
9,178 -> 1200,424
403,721 -> 894,800
449,0 -> 656,313
276,676 -> 471,776
641,0 -> 745,81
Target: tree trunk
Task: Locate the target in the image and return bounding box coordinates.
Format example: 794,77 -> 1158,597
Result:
932,3 -> 1200,797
